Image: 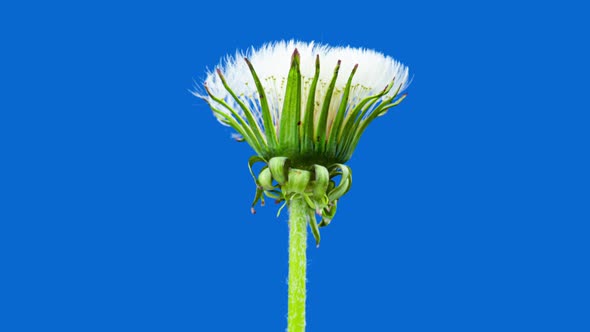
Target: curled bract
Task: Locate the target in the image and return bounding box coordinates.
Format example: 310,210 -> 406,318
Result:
197,41 -> 409,245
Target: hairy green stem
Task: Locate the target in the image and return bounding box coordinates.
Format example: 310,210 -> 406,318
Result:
287,196 -> 308,332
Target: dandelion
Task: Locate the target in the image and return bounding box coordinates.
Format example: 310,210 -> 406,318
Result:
195,40 -> 409,332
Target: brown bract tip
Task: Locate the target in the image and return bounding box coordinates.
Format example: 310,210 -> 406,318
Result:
291,48 -> 300,64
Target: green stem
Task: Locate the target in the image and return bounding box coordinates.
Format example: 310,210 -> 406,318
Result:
287,196 -> 308,332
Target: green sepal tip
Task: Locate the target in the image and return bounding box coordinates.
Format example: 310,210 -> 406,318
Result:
279,49 -> 302,157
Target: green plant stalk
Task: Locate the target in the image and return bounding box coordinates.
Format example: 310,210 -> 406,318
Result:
287,196 -> 308,332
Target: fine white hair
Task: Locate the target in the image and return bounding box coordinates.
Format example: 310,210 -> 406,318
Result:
197,40 -> 410,130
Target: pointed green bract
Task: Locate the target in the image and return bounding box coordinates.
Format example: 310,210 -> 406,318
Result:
279,49 -> 302,157
204,87 -> 265,157
326,64 -> 358,156
216,69 -> 267,154
336,81 -> 394,161
245,58 -> 278,151
339,80 -> 393,140
207,104 -> 250,144
301,55 -> 320,155
335,94 -> 381,160
308,209 -> 321,247
251,187 -> 263,213
375,93 -> 407,117
248,156 -> 267,210
314,60 -> 341,154
339,81 -> 403,161
248,156 -> 267,184
347,93 -> 407,159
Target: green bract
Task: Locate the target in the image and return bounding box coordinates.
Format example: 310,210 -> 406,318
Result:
203,49 -> 407,245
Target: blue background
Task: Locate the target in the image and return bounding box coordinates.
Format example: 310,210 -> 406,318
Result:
1,1 -> 589,331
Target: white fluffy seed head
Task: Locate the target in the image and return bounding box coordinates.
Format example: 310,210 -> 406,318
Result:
197,40 -> 410,132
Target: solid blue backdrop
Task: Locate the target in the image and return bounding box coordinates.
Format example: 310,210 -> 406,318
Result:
1,1 -> 588,331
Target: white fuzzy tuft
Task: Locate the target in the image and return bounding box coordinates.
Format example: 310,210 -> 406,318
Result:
198,40 -> 410,132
